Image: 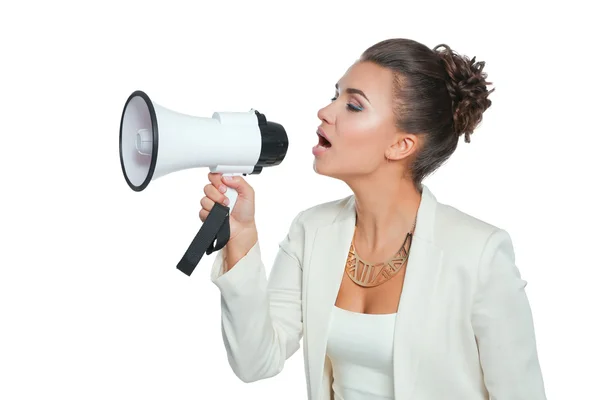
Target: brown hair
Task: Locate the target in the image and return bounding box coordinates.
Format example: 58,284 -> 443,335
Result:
359,38 -> 494,187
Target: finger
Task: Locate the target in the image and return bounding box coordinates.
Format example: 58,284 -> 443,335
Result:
221,175 -> 253,198
199,209 -> 209,222
200,196 -> 215,212
203,183 -> 227,204
208,172 -> 223,187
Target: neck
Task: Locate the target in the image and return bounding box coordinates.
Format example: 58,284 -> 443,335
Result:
347,172 -> 422,254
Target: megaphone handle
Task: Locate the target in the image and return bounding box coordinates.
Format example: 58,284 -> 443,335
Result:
223,173 -> 240,211
224,186 -> 238,210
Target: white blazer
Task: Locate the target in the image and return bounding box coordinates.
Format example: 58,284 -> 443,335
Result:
210,185 -> 547,399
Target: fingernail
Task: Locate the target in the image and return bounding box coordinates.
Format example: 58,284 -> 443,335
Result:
223,197 -> 230,206
219,185 -> 226,193
223,176 -> 232,181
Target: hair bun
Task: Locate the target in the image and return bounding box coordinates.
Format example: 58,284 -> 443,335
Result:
434,44 -> 494,142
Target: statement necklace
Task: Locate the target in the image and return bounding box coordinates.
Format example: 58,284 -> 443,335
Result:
345,218 -> 416,288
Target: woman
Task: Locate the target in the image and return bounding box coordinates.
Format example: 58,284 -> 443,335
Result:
200,38 -> 547,399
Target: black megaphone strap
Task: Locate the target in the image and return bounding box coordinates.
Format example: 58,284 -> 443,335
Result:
176,202 -> 230,276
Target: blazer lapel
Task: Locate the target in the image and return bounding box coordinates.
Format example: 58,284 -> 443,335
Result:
305,197 -> 356,400
392,185 -> 444,399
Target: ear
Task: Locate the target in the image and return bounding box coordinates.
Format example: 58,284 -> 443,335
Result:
386,133 -> 419,161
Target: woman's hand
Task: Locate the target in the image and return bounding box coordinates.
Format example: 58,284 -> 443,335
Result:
200,172 -> 257,244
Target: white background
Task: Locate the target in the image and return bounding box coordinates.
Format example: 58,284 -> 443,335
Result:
1,0 -> 598,398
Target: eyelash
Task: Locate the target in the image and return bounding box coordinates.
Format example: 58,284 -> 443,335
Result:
330,96 -> 363,112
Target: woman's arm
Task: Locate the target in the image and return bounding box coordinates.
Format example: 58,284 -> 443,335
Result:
471,228 -> 547,399
210,211 -> 305,383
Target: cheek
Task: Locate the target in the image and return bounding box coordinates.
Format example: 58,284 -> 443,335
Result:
338,116 -> 384,156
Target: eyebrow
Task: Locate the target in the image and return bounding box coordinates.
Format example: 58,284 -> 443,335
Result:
335,83 -> 370,103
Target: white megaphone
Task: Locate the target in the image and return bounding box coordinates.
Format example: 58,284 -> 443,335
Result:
119,90 -> 289,276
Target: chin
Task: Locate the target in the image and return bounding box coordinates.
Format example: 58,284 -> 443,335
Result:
313,158 -> 333,177
312,158 -> 325,175
313,159 -> 345,181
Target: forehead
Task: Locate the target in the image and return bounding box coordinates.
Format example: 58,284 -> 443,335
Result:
337,61 -> 394,103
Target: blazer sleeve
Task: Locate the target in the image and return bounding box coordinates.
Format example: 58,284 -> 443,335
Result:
471,228 -> 547,399
209,210 -> 305,383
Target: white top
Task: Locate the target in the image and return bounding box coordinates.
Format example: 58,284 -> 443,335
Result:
326,305 -> 397,400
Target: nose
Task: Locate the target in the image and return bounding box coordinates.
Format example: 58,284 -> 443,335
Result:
317,103 -> 334,125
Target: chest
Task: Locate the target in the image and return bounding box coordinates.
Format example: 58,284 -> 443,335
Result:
334,246 -> 409,314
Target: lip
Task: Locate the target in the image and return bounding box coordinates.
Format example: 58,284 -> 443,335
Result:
313,127 -> 332,157
312,144 -> 329,156
317,127 -> 330,142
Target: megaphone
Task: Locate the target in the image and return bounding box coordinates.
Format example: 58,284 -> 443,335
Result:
119,90 -> 288,276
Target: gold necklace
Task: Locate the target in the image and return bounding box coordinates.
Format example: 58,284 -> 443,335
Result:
345,219 -> 416,288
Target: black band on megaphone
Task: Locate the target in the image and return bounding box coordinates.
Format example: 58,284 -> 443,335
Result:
176,203 -> 230,276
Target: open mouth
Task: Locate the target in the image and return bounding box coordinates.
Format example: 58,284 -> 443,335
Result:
317,131 -> 332,148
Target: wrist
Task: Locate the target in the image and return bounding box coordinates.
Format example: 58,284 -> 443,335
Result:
232,223 -> 258,245
224,225 -> 258,271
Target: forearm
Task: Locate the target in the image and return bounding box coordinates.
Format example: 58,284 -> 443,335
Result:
219,268 -> 288,382
211,212 -> 305,383
212,236 -> 302,383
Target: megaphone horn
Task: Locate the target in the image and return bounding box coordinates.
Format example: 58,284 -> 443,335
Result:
119,90 -> 289,276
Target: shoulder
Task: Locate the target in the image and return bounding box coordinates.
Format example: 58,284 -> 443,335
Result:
433,197 -> 514,265
278,195 -> 353,258
436,201 -> 500,239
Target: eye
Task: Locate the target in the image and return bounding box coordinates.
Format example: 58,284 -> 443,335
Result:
330,96 -> 363,112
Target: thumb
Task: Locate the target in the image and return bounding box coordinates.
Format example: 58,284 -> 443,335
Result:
221,175 -> 252,198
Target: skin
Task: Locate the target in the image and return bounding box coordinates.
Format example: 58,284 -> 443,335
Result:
314,61 -> 423,314
201,61 -> 424,314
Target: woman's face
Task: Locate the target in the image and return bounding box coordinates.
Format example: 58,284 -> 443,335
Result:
313,61 -> 400,180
